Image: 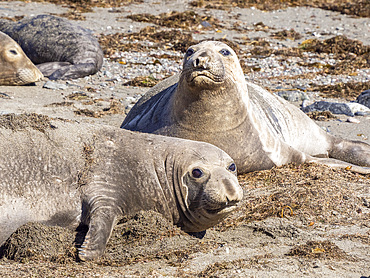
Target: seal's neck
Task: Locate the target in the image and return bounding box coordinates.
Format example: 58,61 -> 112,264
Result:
172,77 -> 249,132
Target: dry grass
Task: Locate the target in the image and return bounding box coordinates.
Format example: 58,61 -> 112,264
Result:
216,163 -> 370,231
312,81 -> 370,101
286,240 -> 353,260
126,10 -> 222,30
0,113 -> 55,133
190,0 -> 370,18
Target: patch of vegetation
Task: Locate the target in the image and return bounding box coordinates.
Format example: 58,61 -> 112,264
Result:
271,29 -> 302,41
311,81 -> 370,101
286,240 -> 353,260
0,113 -> 56,133
190,0 -> 370,18
306,110 -> 337,121
123,75 -> 161,87
217,163 -> 369,231
126,10 -> 222,30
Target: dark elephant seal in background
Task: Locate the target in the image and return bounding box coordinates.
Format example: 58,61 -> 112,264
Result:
121,41 -> 370,174
0,15 -> 103,80
0,31 -> 43,85
0,114 -> 242,261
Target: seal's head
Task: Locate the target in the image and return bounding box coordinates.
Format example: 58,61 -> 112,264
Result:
168,141 -> 243,232
0,31 -> 43,85
171,40 -> 249,134
181,40 -> 244,92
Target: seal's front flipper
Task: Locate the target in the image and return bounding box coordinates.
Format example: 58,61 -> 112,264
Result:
36,62 -> 71,77
78,207 -> 117,261
38,62 -> 101,80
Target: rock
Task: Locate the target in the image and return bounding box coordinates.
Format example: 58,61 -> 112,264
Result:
346,117 -> 360,124
302,101 -> 370,117
355,89 -> 370,109
347,102 -> 370,115
43,81 -> 68,90
354,111 -> 370,116
302,101 -> 354,116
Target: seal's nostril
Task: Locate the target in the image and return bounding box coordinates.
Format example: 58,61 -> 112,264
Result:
226,196 -> 230,205
195,58 -> 200,67
193,57 -> 209,69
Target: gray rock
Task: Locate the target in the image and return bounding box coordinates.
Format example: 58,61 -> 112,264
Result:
302,101 -> 370,117
302,101 -> 354,116
354,111 -> 370,116
356,89 -> 370,109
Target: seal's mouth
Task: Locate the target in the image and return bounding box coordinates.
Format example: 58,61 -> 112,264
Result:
205,200 -> 239,214
189,70 -> 224,84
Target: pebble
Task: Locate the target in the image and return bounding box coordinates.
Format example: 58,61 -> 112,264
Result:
346,117 -> 360,124
0,92 -> 12,99
125,96 -> 139,104
43,81 -> 68,90
275,90 -> 309,102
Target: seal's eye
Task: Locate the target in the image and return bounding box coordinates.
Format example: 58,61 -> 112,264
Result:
192,168 -> 203,178
228,163 -> 236,172
219,49 -> 231,56
186,48 -> 195,56
9,49 -> 18,55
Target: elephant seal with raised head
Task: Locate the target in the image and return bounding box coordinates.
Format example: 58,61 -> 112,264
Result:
121,41 -> 370,174
0,113 -> 242,261
0,15 -> 103,80
0,31 -> 43,85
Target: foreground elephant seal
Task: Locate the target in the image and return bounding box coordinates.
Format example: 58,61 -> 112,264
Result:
0,31 -> 43,85
0,113 -> 242,261
121,41 -> 370,174
0,15 -> 103,80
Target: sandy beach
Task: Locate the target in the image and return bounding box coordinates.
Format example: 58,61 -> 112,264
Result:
0,0 -> 369,277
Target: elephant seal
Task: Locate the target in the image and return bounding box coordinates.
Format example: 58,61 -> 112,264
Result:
0,113 -> 242,261
121,41 -> 370,174
0,31 -> 43,85
0,15 -> 103,80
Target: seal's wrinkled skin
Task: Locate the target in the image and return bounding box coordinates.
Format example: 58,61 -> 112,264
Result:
121,41 -> 370,174
0,15 -> 103,80
0,31 -> 43,85
0,114 -> 242,261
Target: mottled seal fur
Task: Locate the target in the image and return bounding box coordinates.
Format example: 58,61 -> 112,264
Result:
0,113 -> 242,261
0,15 -> 103,80
0,31 -> 43,85
121,41 -> 370,174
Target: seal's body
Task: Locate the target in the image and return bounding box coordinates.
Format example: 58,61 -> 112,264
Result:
0,114 -> 242,260
0,31 -> 43,85
121,41 -> 370,174
0,15 -> 103,80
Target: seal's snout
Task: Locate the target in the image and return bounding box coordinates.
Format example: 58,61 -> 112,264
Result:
193,55 -> 209,69
202,168 -> 243,214
222,178 -> 243,205
185,48 -> 225,86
